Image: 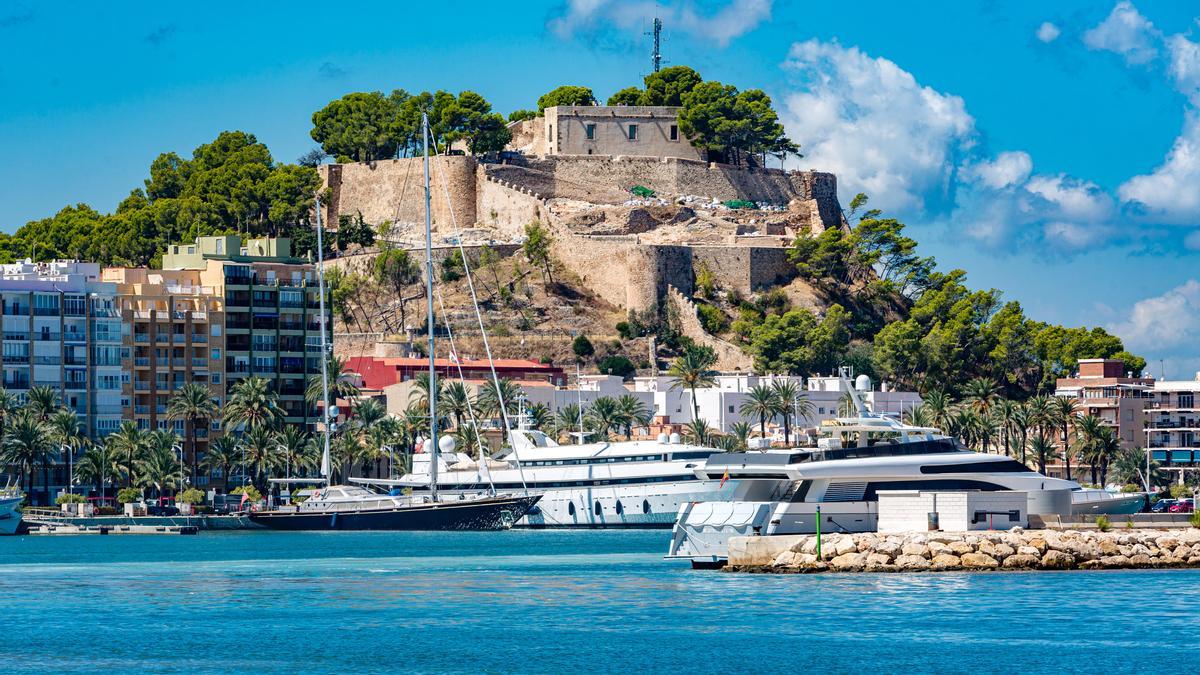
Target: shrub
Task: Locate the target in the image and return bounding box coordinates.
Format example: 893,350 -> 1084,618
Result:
596,355 -> 636,379
55,493 -> 85,505
1191,511 -> 1200,529
695,263 -> 716,300
176,488 -> 206,505
1170,485 -> 1192,499
697,303 -> 729,334
1120,483 -> 1140,493
572,335 -> 594,359
1095,515 -> 1111,532
117,487 -> 143,504
1125,519 -> 1135,529
615,321 -> 633,340
231,485 -> 262,502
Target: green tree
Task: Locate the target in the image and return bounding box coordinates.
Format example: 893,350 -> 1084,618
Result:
739,384 -> 778,438
641,66 -> 704,106
523,221 -> 554,285
310,91 -> 403,162
2,412 -> 51,501
224,376 -> 284,431
669,345 -> 718,423
606,87 -> 644,106
615,394 -> 651,439
106,421 -> 147,490
201,436 -> 241,487
748,305 -> 850,375
508,109 -> 539,122
585,396 -> 621,439
572,335 -> 595,359
1051,396 -> 1080,481
167,382 -> 218,484
137,431 -> 183,498
771,379 -> 812,445
75,444 -> 118,503
678,81 -> 798,165
536,86 -> 597,112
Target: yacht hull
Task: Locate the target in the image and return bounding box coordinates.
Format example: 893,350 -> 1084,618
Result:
1071,492 -> 1146,516
248,495 -> 541,531
0,496 -> 22,536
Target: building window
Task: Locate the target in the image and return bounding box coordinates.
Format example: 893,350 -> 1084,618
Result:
585,123 -> 596,140
627,124 -> 638,140
670,124 -> 678,141
728,405 -> 734,413
1181,393 -> 1195,409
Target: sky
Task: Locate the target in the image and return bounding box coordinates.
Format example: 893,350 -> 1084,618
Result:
2,0 -> 1199,379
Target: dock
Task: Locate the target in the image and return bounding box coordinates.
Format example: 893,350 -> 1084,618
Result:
19,508 -> 262,533
28,523 -> 199,536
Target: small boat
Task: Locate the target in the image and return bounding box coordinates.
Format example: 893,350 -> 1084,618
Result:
0,484 -> 23,536
249,112 -> 540,532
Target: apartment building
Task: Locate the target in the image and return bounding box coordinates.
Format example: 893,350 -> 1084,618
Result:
1052,358 -> 1153,480
0,260 -> 125,438
104,236 -> 330,487
1144,374 -> 1200,482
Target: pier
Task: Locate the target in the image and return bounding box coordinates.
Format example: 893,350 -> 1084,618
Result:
27,523 -> 199,536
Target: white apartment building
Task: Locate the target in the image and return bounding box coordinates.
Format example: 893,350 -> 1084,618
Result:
1144,373 -> 1200,481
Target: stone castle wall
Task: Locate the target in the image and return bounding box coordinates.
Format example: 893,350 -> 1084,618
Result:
665,285 -> 752,371
319,157 -> 477,233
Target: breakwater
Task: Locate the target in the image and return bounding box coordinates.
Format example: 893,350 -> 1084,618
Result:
728,528 -> 1200,573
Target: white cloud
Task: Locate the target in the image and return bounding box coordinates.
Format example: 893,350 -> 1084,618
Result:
1037,22 -> 1061,43
548,0 -> 771,47
781,39 -> 975,215
1026,174 -> 1115,222
1166,33 -> 1200,105
1119,111 -> 1200,222
964,151 -> 1032,189
1083,0 -> 1160,65
1110,279 -> 1200,352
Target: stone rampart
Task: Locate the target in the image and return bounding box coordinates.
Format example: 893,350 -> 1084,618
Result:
665,285 -> 752,371
319,157 -> 477,232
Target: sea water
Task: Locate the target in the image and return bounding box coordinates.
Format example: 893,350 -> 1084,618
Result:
0,530 -> 1197,674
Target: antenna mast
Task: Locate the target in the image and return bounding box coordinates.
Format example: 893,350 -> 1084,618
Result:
649,17 -> 662,72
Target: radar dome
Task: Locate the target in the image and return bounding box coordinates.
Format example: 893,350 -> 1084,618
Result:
669,432 -> 681,444
438,436 -> 457,453
854,374 -> 872,392
656,433 -> 669,444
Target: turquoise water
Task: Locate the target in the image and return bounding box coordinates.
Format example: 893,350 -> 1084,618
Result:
1,530 -> 1198,674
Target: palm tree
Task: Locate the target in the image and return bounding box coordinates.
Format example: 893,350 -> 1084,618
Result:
1024,395 -> 1054,467
554,403 -> 584,443
2,412 -> 51,501
330,431 -> 361,483
585,396 -> 621,439
1029,435 -> 1056,475
682,418 -> 713,446
75,443 -> 117,503
729,421 -> 753,451
905,406 -> 932,428
1072,414 -> 1108,485
137,432 -> 183,499
922,390 -> 952,432
48,409 -> 84,495
353,398 -> 388,432
0,388 -> 21,437
224,376 -> 284,431
408,372 -> 444,412
239,425 -> 280,494
963,376 -> 1000,415
167,382 -> 217,483
306,354 -> 361,406
441,381 -> 472,430
477,378 -> 521,427
615,394 -> 651,439
527,402 -> 552,432
995,398 -> 1018,457
201,436 -> 240,487
668,346 -> 717,423
1012,403 -> 1031,464
274,425 -> 310,479
771,380 -> 811,445
739,385 -> 778,438
1050,396 -> 1079,481
106,421 -> 147,489
26,385 -> 61,422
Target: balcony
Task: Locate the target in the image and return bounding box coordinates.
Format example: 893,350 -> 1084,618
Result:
134,334 -> 150,343
33,332 -> 61,342
33,356 -> 60,365
3,381 -> 29,390
65,380 -> 86,391
192,334 -> 208,343
134,381 -> 151,391
192,358 -> 208,369
63,332 -> 86,343
172,358 -> 187,368
134,357 -> 150,367
2,333 -> 26,341
155,335 -> 170,344
1,355 -> 28,364
173,334 -> 187,344
134,405 -> 150,415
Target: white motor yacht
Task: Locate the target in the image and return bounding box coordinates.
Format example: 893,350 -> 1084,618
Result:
398,428 -> 732,528
0,485 -> 23,536
667,376 -> 1147,566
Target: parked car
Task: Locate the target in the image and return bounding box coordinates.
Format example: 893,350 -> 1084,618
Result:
1169,499 -> 1194,513
1152,499 -> 1177,513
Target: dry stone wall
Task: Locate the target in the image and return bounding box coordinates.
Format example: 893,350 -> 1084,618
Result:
665,285 -> 752,371
319,157 -> 477,233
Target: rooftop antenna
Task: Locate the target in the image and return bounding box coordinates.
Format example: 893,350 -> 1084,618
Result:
647,17 -> 662,72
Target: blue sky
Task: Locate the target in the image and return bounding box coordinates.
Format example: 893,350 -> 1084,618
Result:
3,0 -> 1199,377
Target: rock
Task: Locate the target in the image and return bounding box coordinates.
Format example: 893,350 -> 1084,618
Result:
866,552 -> 892,567
875,540 -> 901,558
976,540 -> 997,556
1079,559 -> 1105,570
901,543 -> 929,559
1003,554 -> 1039,569
798,537 -> 820,555
1128,554 -> 1153,566
1098,539 -> 1120,556
895,554 -> 932,571
1101,555 -> 1130,568
830,552 -> 868,571
772,550 -> 799,567
928,534 -> 959,544
855,534 -> 880,553
1026,537 -> 1048,554
1188,556 -> 1200,566
931,554 -> 962,570
927,541 -> 951,556
833,535 -> 858,557
793,553 -> 818,566
1155,556 -> 1185,568
947,541 -> 974,556
1173,545 -> 1192,559
960,552 -> 1000,569
868,563 -> 900,573
1017,545 -> 1041,557
1040,550 -> 1076,570
992,543 -> 1015,559
1156,536 -> 1181,551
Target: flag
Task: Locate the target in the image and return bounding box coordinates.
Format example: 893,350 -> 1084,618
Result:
239,492 -> 249,508
719,468 -> 730,489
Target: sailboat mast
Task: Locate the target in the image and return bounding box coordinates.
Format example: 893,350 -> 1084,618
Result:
315,195 -> 332,486
422,113 -> 439,502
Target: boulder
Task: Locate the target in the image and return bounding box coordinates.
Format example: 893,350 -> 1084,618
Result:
1026,537 -> 1048,554
797,537 -> 819,555
930,554 -> 962,570
895,554 -> 932,571
833,535 -> 858,557
1002,554 -> 1039,569
992,543 -> 1015,559
855,534 -> 880,553
830,551 -> 869,571
1101,555 -> 1131,568
1130,543 -> 1151,557
1017,545 -> 1041,557
960,552 -> 1000,569
1079,559 -> 1105,570
1188,556 -> 1200,566
793,553 -> 819,567
1173,545 -> 1192,560
947,541 -> 974,556
866,552 -> 892,567
1098,539 -> 1120,556
875,540 -> 901,558
1040,550 -> 1076,570
901,543 -> 929,559
1156,536 -> 1181,551
927,541 -> 951,556
928,534 -> 959,544
772,550 -> 799,567
976,540 -> 997,557
1128,554 -> 1153,566
868,563 -> 900,573
1154,556 -> 1185,568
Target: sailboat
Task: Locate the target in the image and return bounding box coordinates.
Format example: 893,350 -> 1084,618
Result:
249,113 -> 540,531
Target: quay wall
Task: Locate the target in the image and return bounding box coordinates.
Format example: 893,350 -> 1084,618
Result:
728,528 -> 1200,573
